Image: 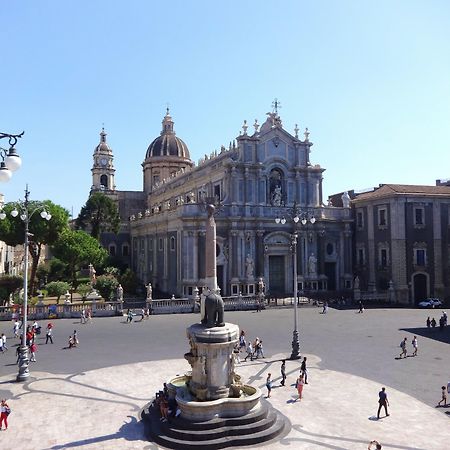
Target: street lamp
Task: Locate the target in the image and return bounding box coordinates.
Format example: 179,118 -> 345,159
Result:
0,186 -> 51,381
275,204 -> 316,360
0,132 -> 23,182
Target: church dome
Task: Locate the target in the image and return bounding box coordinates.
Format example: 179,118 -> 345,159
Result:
145,109 -> 190,159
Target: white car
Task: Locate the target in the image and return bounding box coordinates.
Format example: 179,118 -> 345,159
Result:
418,298 -> 442,308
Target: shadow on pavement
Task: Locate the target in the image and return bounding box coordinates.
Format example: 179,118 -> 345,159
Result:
399,327 -> 450,344
46,416 -> 150,450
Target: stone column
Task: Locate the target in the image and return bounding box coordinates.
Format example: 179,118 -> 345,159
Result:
204,205 -> 218,292
256,230 -> 264,277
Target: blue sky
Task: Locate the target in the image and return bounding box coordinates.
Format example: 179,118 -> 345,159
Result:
1,1 -> 449,217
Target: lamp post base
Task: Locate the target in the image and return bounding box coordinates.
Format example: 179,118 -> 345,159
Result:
16,345 -> 30,382
289,330 -> 301,360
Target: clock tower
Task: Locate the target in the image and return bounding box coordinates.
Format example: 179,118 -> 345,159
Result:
91,127 -> 116,193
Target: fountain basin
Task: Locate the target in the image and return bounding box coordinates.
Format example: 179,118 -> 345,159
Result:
168,376 -> 262,422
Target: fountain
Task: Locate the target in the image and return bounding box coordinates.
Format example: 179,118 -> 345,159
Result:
142,204 -> 287,448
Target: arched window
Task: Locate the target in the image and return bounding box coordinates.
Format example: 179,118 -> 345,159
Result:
109,244 -> 116,256
122,243 -> 129,257
100,174 -> 108,189
170,236 -> 176,251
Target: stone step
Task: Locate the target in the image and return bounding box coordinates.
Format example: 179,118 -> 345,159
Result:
163,409 -> 278,441
142,399 -> 287,450
149,413 -> 286,449
170,404 -> 269,430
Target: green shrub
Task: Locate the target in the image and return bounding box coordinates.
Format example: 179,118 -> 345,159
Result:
94,275 -> 118,301
45,281 -> 71,304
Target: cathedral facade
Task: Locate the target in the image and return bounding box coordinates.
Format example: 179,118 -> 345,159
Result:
90,108 -> 353,298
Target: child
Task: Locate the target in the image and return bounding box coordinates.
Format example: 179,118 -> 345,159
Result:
437,385 -> 448,407
266,373 -> 272,398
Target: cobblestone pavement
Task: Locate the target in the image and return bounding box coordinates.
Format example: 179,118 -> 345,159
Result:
0,308 -> 449,449
0,353 -> 449,449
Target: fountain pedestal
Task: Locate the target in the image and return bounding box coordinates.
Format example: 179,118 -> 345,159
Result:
185,322 -> 239,401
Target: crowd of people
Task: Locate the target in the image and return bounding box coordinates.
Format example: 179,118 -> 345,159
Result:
151,383 -> 180,423
426,311 -> 447,331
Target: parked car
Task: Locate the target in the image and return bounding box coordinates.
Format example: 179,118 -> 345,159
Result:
418,298 -> 442,308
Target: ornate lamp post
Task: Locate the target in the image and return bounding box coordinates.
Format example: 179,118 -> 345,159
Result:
0,186 -> 51,381
0,131 -> 23,182
275,203 -> 316,360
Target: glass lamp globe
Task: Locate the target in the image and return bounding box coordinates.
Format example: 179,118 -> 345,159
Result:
275,217 -> 280,224
281,217 -> 286,225
0,211 -> 6,220
293,216 -> 299,223
20,214 -> 27,221
310,216 -> 316,224
5,149 -> 22,172
46,214 -> 52,220
0,163 -> 12,182
40,211 -> 48,219
301,218 -> 307,225
11,209 -> 19,218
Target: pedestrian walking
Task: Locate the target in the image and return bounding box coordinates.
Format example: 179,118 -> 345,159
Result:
431,317 -> 436,328
1,333 -> 7,352
15,345 -> 21,364
45,326 -> 53,344
266,373 -> 273,398
239,330 -> 246,351
437,385 -> 448,407
358,301 -> 364,313
13,320 -> 20,338
426,316 -> 431,328
322,302 -> 328,314
411,336 -> 418,357
301,357 -> 308,384
377,387 -> 390,419
29,342 -> 37,362
280,360 -> 286,386
139,308 -> 145,321
80,309 -> 86,324
126,309 -> 133,323
443,311 -> 448,326
0,337 -> 3,354
244,341 -> 253,362
399,337 -> 407,358
256,340 -> 265,358
296,373 -> 305,400
73,330 -> 79,346
368,440 -> 382,450
0,399 -> 10,430
86,308 -> 93,323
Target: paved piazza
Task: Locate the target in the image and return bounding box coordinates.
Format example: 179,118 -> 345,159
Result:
0,306 -> 449,449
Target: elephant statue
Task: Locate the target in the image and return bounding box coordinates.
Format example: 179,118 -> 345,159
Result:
202,292 -> 225,328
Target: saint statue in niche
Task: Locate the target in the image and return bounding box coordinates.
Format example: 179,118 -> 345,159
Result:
271,185 -> 282,206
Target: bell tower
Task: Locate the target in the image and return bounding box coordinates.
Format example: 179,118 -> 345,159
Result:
91,127 -> 116,193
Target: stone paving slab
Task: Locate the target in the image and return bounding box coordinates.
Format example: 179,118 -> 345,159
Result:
0,354 -> 448,449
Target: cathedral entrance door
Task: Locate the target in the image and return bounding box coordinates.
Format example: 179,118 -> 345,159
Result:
324,262 -> 336,291
413,273 -> 427,304
269,255 -> 285,295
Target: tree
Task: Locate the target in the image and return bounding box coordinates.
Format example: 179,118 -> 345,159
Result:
52,229 -> 108,289
0,200 -> 70,296
76,283 -> 91,302
75,192 -> 120,240
119,268 -> 139,295
0,275 -> 23,306
94,274 -> 119,301
45,281 -> 70,304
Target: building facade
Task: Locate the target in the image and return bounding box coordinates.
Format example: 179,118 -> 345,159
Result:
89,108 -> 353,298
350,184 -> 450,304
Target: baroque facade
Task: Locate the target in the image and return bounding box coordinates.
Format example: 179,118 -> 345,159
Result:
90,108 -> 353,297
